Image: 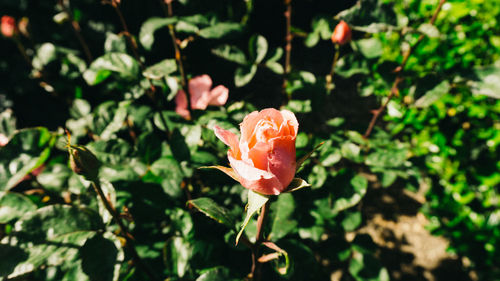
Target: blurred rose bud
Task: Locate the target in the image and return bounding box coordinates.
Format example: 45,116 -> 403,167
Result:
175,74 -> 229,119
68,145 -> 100,181
214,108 -> 298,195
1,16 -> 16,38
18,17 -> 29,38
331,20 -> 351,45
0,133 -> 8,146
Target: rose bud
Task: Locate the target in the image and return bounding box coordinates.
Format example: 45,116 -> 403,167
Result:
18,17 -> 30,38
214,108 -> 298,195
68,144 -> 100,181
175,74 -> 229,120
1,16 -> 16,38
331,20 -> 351,45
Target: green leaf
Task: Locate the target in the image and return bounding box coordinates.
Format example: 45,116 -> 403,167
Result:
37,163 -> 71,192
212,45 -> 247,65
236,190 -> 269,245
196,267 -> 231,281
335,54 -> 370,78
332,174 -> 368,213
341,141 -> 361,162
188,197 -> 236,229
417,23 -> 440,38
305,32 -> 320,48
265,61 -> 284,74
234,64 -> 257,87
139,17 -> 178,50
365,146 -> 408,168
354,38 -> 383,59
100,101 -> 130,140
342,211 -> 362,231
414,80 -> 450,108
31,43 -> 57,71
199,22 -> 243,39
175,20 -> 199,34
164,236 -> 193,277
351,23 -> 398,34
285,178 -> 311,193
349,251 -> 390,281
70,99 -> 91,119
0,127 -> 55,191
142,59 -> 177,80
270,194 -> 297,240
1,231 -> 122,280
1,231 -> 94,278
0,192 -> 37,223
308,165 -> 328,189
469,61 -> 500,99
249,34 -> 268,64
14,205 -> 102,242
150,157 -> 183,198
83,53 -> 140,85
104,32 -> 127,53
191,151 -> 218,165
285,100 -> 312,113
266,47 -> 283,62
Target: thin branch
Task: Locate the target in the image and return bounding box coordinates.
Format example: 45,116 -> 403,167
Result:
59,0 -> 93,64
107,0 -> 171,137
160,0 -> 192,116
325,44 -> 340,93
363,0 -> 446,138
91,181 -> 160,281
109,0 -> 144,70
282,0 -> 292,105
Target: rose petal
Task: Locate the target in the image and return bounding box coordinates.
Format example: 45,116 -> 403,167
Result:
214,125 -> 240,157
175,89 -> 190,119
247,141 -> 270,170
268,136 -> 296,192
229,155 -> 283,195
189,74 -> 212,110
280,109 -> 298,138
240,108 -> 284,145
207,85 -> 229,106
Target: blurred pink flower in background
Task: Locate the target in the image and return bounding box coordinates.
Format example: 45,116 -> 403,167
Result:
1,15 -> 16,38
0,133 -> 8,146
175,75 -> 229,119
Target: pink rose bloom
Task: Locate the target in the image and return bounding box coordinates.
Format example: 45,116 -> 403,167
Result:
175,74 -> 229,119
0,133 -> 8,146
214,108 -> 298,195
1,16 -> 16,38
331,20 -> 351,45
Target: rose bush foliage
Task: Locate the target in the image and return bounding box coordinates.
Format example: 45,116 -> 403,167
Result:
0,0 -> 499,281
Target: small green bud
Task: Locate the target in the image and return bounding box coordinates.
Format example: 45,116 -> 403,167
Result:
68,145 -> 100,181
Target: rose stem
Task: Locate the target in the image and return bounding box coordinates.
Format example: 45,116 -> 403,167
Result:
282,0 -> 292,105
325,44 -> 340,93
109,0 -> 144,70
159,0 -> 192,117
58,0 -> 93,64
13,37 -> 64,100
90,180 -> 160,281
251,201 -> 270,281
107,0 -> 171,138
363,0 -> 446,139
